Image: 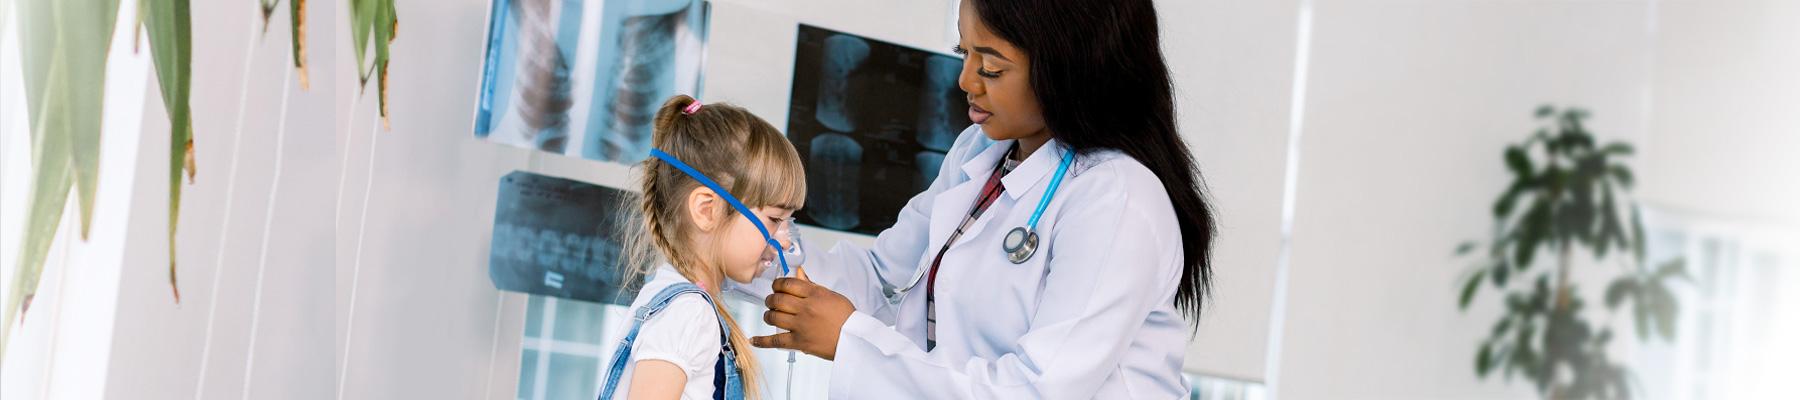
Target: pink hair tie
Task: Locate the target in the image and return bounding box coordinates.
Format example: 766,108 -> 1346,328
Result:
682,100 -> 704,115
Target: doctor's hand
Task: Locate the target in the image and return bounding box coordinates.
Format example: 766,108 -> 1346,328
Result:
753,268 -> 853,360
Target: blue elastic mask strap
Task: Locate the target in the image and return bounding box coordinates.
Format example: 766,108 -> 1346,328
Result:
649,148 -> 791,275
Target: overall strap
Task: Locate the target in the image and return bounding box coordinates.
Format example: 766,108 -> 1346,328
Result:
596,282 -> 745,400
636,282 -> 710,321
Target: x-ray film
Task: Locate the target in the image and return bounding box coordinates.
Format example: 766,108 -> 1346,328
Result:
474,0 -> 709,164
788,25 -> 970,235
489,171 -> 637,305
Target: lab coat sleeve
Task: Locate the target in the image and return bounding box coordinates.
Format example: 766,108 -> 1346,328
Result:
728,126 -> 987,320
826,162 -> 1180,399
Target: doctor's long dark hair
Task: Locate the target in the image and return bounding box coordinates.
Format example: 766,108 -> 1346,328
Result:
971,0 -> 1217,326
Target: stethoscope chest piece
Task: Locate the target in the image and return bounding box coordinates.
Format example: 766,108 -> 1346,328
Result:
1003,226 -> 1038,264
1000,149 -> 1074,265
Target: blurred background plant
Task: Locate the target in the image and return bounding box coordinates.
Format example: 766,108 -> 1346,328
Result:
1456,105 -> 1688,400
2,0 -> 191,358
0,0 -> 395,358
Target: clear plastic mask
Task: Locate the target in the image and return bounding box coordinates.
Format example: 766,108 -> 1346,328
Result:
759,220 -> 806,276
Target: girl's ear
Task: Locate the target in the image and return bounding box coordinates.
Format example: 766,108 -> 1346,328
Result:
686,186 -> 723,232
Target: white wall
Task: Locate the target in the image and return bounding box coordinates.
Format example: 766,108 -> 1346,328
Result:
1640,0 -> 1800,225
0,0 -> 338,399
1270,0 -> 1798,399
1161,0 -> 1302,382
331,0 -> 533,398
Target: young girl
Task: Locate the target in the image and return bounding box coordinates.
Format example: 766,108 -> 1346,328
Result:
599,94 -> 805,400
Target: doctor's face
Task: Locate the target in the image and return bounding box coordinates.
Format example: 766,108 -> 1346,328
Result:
956,0 -> 1048,143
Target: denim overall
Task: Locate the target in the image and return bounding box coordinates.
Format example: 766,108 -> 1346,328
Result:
597,282 -> 745,400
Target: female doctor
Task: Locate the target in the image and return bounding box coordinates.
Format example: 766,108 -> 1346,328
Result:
748,0 -> 1218,397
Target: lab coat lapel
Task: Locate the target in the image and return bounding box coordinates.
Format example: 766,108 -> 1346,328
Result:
999,139 -> 1064,201
925,139 -> 1013,262
951,139 -> 1062,252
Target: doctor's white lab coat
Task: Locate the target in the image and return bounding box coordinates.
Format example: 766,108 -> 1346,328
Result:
744,125 -> 1192,399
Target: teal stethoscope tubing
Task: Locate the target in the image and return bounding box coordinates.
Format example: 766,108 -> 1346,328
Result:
1030,149 -> 1076,229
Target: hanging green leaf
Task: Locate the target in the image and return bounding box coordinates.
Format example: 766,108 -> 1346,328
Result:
143,0 -> 194,303
65,5 -> 114,245
258,0 -> 309,89
350,0 -> 398,129
3,0 -> 120,358
4,0 -> 198,357
259,0 -> 279,26
293,0 -> 308,88
22,0 -> 116,242
3,82 -> 75,359
351,0 -> 374,69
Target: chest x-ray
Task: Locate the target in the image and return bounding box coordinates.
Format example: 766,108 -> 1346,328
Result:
474,0 -> 709,164
788,24 -> 971,235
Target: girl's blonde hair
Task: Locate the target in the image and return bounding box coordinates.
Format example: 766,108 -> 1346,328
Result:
619,94 -> 804,399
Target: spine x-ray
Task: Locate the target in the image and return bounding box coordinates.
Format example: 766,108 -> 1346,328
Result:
474,0 -> 709,164
788,25 -> 971,235
489,171 -> 637,305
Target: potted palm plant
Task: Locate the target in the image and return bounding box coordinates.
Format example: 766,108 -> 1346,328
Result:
1456,105 -> 1687,399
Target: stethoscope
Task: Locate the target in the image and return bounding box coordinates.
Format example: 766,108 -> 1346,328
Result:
878,146 -> 1075,303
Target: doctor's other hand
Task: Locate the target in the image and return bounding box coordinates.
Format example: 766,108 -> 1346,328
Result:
753,275 -> 852,360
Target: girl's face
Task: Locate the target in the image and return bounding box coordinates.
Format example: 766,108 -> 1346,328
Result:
716,206 -> 799,284
955,0 -> 1047,142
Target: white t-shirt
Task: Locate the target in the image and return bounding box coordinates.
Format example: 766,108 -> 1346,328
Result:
607,266 -> 723,400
